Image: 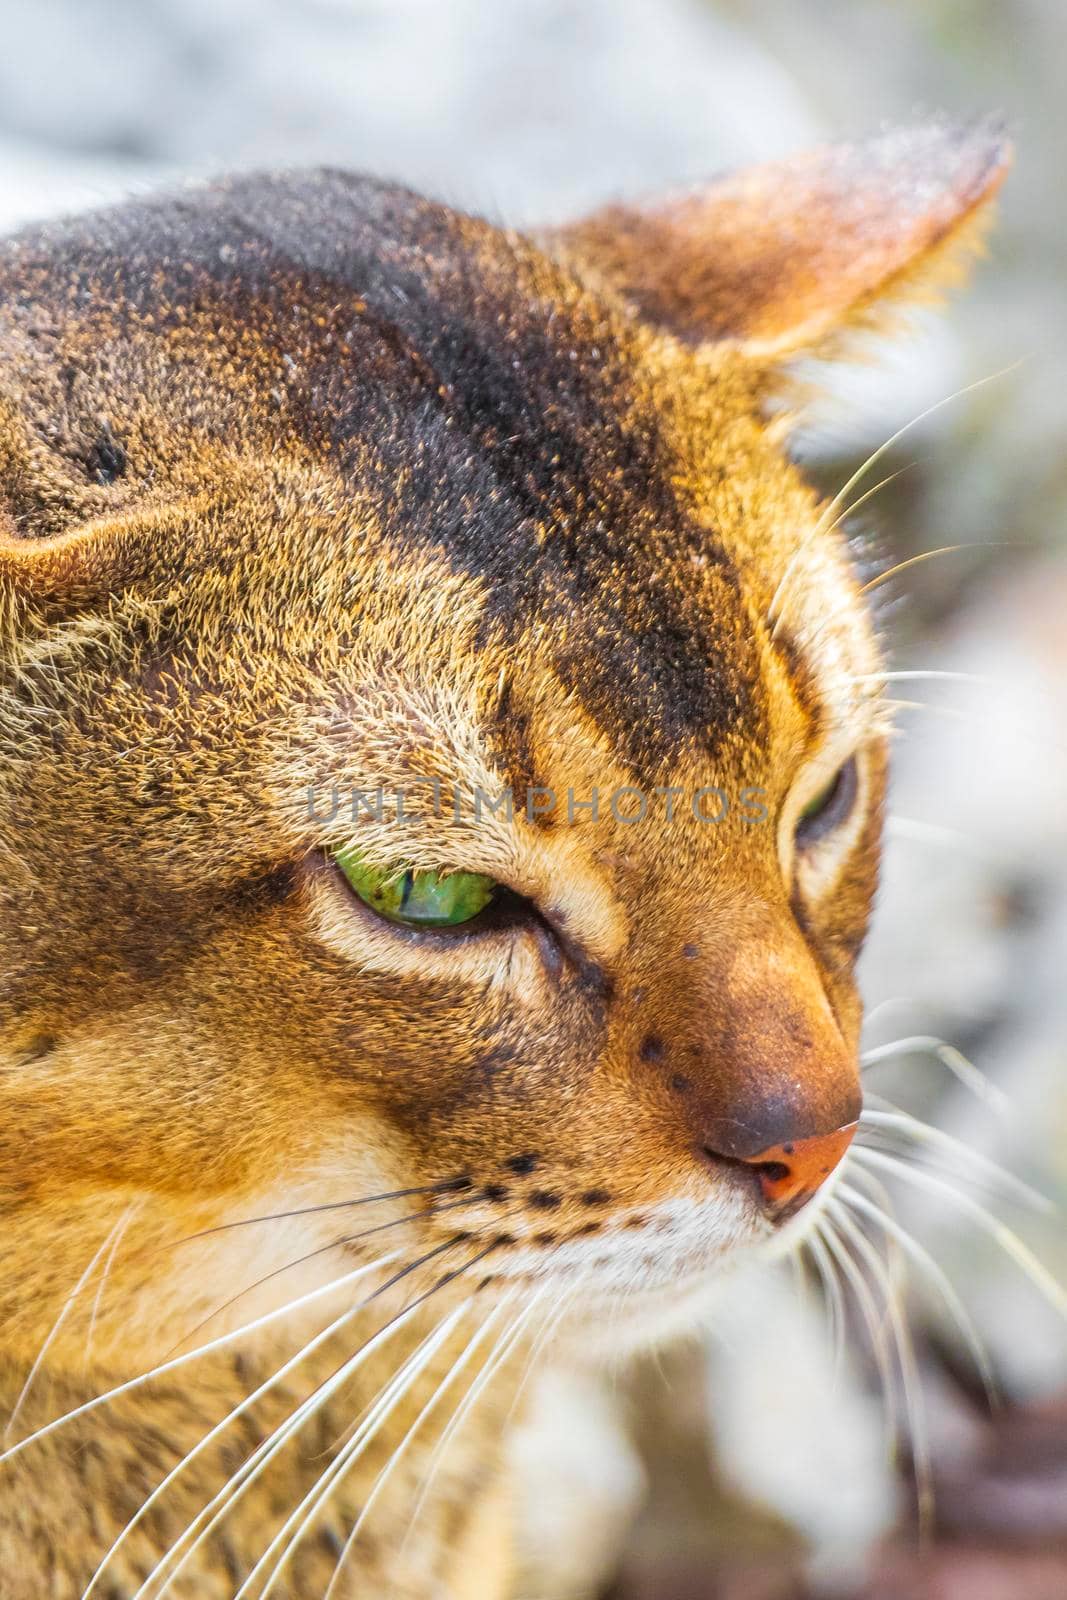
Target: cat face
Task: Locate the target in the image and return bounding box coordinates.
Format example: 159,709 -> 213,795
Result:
0,127 -> 1008,1364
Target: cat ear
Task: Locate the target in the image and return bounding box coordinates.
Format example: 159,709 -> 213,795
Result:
550,119 -> 1011,359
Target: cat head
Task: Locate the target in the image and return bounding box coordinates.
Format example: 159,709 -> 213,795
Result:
0,122 -> 1008,1365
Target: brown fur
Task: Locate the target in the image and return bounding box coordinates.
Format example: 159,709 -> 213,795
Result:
0,122 -> 1008,1598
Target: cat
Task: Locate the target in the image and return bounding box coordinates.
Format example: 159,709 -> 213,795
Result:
0,119 -> 1009,1599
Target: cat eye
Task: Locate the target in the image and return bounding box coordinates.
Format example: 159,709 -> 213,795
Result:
332,845 -> 500,930
795,755 -> 859,848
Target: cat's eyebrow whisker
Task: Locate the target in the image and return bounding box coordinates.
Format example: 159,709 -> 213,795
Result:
882,694 -> 996,728
835,1180 -> 998,1410
821,463 -> 921,540
768,361 -> 1021,638
770,463 -> 918,630
858,545 -> 1001,601
4,1205 -> 135,1442
0,1249 -> 405,1466
858,1100 -> 1053,1214
853,669 -> 1062,724
799,533 -> 1023,662
847,669 -> 996,688
885,814 -> 1004,864
860,1034 -> 1008,1109
129,1238 -> 479,1600
881,696 -> 1067,760
850,1147 -> 1067,1323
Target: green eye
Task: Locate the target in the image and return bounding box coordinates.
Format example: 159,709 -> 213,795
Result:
332,846 -> 498,929
795,755 -> 859,846
800,777 -> 839,822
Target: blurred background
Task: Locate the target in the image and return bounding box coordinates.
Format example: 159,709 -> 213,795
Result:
3,3 -> 1063,1596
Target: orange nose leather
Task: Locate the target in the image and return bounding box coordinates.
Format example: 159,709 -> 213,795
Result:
742,1122 -> 857,1215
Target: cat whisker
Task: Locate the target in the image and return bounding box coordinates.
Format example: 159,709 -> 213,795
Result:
133,1238 -> 478,1600
154,1177 -> 469,1257
853,1133 -> 1033,1211
815,1208 -> 897,1447
253,1303 -> 474,1600
165,1194 -> 477,1360
835,1180 -> 998,1410
505,1274 -> 587,1428
848,668 -> 996,691
881,696 -> 1067,759
822,463 -> 921,539
86,1318 -> 342,1599
850,1147 -> 1067,1322
83,1200 -> 142,1371
321,1294 -> 524,1600
771,462 -> 919,629
4,1206 -> 135,1442
800,534 -> 1022,662
399,1282 -> 556,1557
81,1244 -> 452,1599
827,1199 -> 934,1533
768,362 -> 1020,637
140,1305 -> 443,1600
885,814 -> 1004,863
806,1226 -> 847,1379
860,1034 -> 1008,1109
859,546 -> 991,600
881,695 -> 995,728
234,1240 -> 501,1600
860,996 -> 922,1036
859,1101 -> 1052,1214
0,1249 -> 404,1467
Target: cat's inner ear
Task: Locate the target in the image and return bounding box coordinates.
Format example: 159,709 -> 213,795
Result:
550,119 -> 1011,358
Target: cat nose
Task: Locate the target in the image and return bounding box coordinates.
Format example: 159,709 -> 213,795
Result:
702,1122 -> 857,1220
